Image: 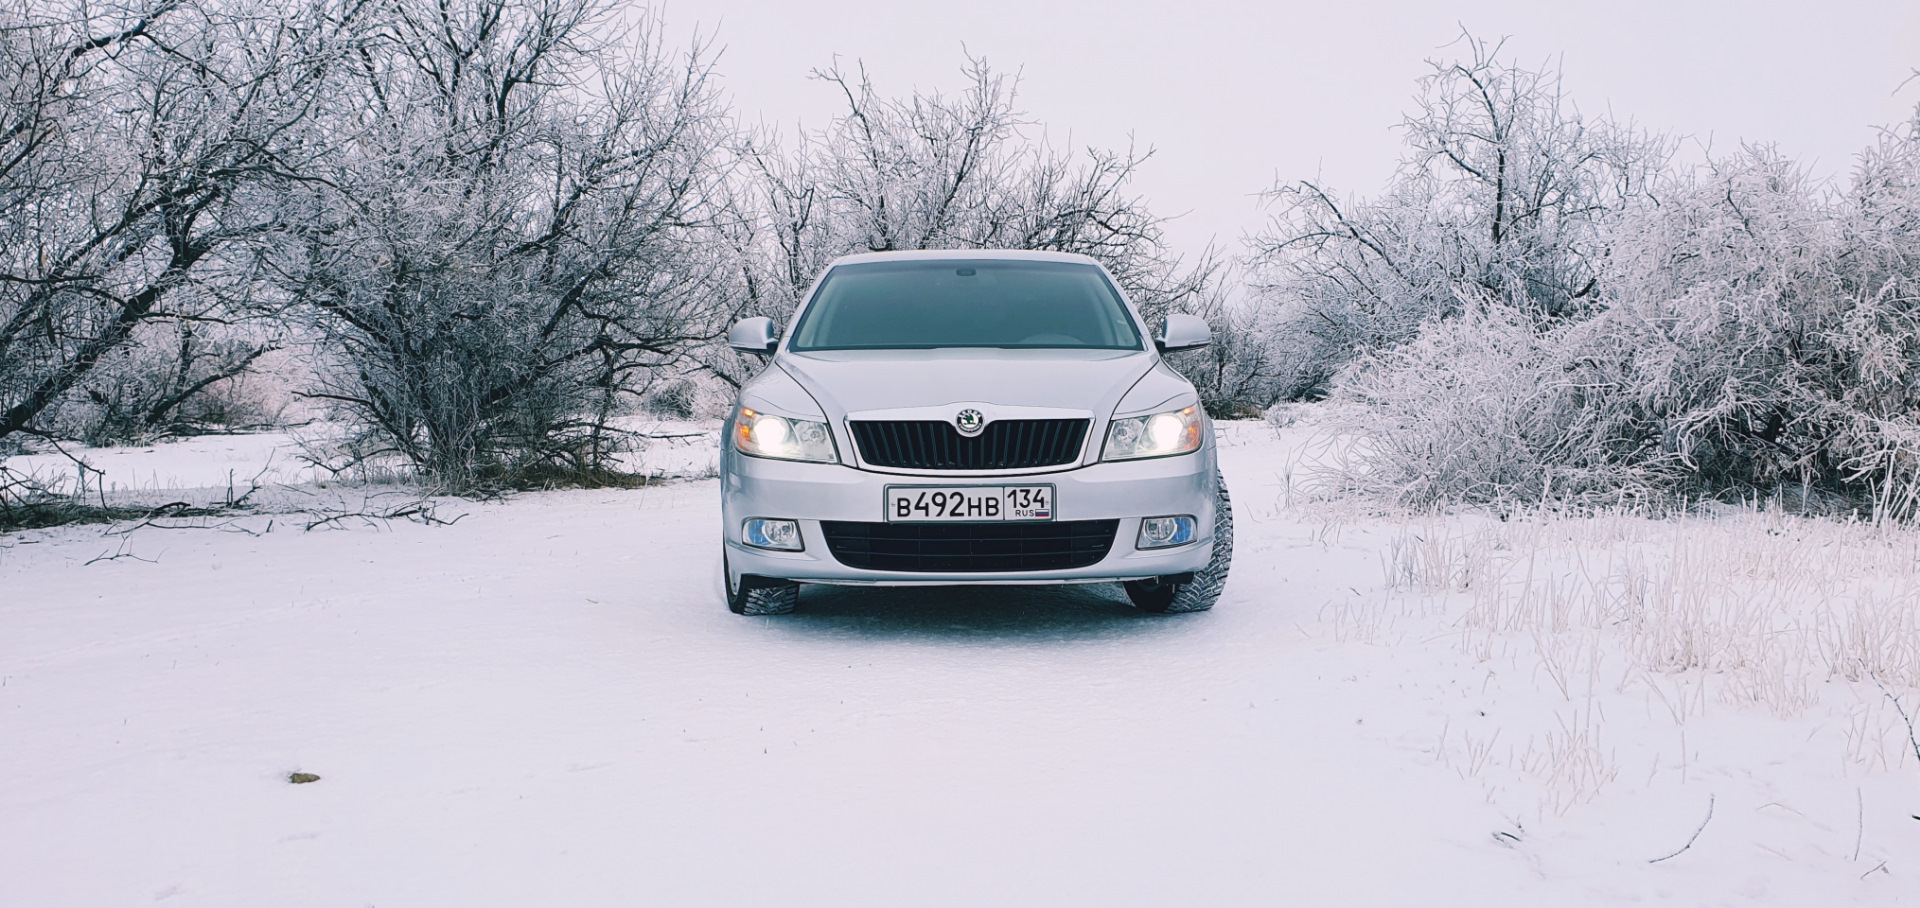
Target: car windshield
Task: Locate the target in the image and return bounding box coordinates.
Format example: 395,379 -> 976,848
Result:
788,259 -> 1144,351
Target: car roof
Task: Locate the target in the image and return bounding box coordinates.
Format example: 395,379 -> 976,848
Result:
825,249 -> 1105,267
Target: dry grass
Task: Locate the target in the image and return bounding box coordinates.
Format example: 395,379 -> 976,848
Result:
1351,504 -> 1920,813
1387,507 -> 1920,713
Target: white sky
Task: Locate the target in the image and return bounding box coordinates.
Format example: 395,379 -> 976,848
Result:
663,0 -> 1920,263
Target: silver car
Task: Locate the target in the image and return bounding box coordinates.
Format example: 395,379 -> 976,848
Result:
719,250 -> 1232,615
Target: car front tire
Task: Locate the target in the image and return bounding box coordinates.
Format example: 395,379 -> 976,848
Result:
724,551 -> 800,615
1124,471 -> 1233,614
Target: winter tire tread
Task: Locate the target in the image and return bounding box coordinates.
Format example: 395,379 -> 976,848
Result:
725,552 -> 799,615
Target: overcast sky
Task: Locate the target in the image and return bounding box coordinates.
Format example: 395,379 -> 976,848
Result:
664,0 -> 1920,263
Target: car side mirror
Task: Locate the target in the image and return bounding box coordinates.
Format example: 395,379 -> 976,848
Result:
727,316 -> 778,355
1156,313 -> 1211,353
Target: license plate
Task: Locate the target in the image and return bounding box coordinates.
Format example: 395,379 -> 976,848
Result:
885,485 -> 1055,522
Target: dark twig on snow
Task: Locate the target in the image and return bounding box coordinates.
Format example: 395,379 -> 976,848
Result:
1875,681 -> 1920,769
1854,787 -> 1864,862
221,457 -> 276,510
84,537 -> 158,565
1648,794 -> 1715,863
103,500 -> 262,537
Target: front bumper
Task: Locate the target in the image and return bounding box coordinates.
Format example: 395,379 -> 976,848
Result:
721,444 -> 1219,586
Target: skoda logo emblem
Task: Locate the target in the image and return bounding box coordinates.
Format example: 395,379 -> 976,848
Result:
954,408 -> 986,436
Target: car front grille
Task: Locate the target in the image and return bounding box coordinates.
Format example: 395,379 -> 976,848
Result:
820,520 -> 1119,573
849,418 -> 1089,470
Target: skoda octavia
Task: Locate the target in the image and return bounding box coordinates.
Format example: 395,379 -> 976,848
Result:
719,250 -> 1232,615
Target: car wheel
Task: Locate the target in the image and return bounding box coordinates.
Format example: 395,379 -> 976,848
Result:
725,551 -> 800,615
1124,471 -> 1233,614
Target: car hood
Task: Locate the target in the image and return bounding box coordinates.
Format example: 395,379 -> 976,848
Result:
776,348 -> 1156,421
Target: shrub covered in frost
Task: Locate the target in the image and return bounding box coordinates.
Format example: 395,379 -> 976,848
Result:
1251,34 -> 1920,515
1320,132 -> 1920,515
1331,301 -> 1671,508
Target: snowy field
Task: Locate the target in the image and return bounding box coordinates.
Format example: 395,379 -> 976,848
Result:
0,419 -> 721,506
2,421 -> 1917,906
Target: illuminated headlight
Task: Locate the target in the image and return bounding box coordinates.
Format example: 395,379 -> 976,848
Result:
1103,405 -> 1202,461
742,517 -> 803,551
1137,515 -> 1196,549
734,407 -> 837,463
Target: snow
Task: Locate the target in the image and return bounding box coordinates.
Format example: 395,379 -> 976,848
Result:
2,422 -> 1917,905
3,432 -> 321,494
0,419 -> 718,509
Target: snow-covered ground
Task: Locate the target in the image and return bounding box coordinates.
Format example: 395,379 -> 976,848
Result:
1,419 -> 719,511
3,432 -> 322,495
2,421 -> 1916,905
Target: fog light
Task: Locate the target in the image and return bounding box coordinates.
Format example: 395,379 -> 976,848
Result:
743,518 -> 803,551
1137,515 -> 1196,549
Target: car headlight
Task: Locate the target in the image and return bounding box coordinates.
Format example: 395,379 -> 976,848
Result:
733,407 -> 838,463
1103,405 -> 1202,461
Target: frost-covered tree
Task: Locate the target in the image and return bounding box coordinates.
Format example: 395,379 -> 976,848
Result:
1330,133 -> 1920,514
1247,33 -> 1666,399
0,0 -> 348,447
287,0 -> 736,488
719,58 -> 1216,389
1589,139 -> 1920,509
1827,116 -> 1920,514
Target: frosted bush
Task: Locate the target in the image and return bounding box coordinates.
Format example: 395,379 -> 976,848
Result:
1340,140 -> 1920,514
1331,301 -> 1669,509
1271,36 -> 1920,515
